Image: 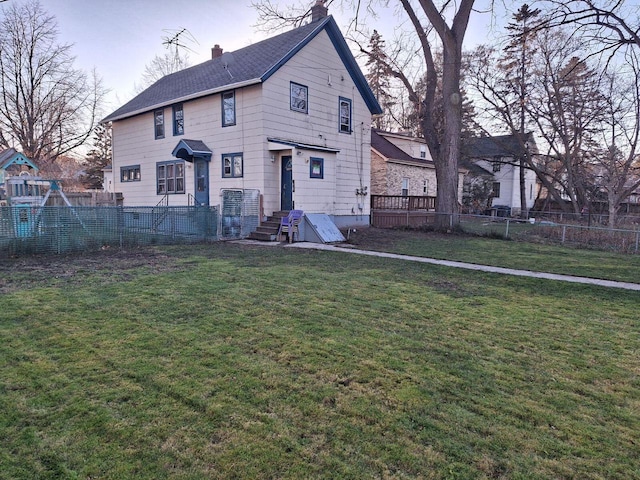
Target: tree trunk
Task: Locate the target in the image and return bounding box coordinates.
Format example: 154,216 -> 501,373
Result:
433,47 -> 462,229
519,157 -> 527,218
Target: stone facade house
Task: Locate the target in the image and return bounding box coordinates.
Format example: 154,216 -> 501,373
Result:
371,129 -> 465,201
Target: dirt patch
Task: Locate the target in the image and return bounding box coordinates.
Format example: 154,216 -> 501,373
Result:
0,247 -> 179,294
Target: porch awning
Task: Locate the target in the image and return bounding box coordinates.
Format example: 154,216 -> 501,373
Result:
267,137 -> 340,153
172,139 -> 212,161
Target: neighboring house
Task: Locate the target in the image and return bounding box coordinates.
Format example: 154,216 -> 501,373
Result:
102,165 -> 114,193
462,134 -> 538,215
371,129 -> 465,201
0,148 -> 40,205
103,3 -> 381,228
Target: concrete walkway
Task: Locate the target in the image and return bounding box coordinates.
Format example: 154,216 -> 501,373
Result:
261,241 -> 640,292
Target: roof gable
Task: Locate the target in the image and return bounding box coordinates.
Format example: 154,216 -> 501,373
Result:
371,130 -> 433,167
0,148 -> 39,172
104,16 -> 381,123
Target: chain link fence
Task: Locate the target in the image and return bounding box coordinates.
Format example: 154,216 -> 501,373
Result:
448,214 -> 640,254
0,205 -> 220,257
1,189 -> 263,257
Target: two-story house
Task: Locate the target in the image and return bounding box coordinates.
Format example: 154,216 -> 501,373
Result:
371,129 -> 465,201
462,134 -> 539,216
103,3 -> 381,229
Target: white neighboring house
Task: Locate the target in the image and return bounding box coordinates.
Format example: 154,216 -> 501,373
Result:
102,3 -> 381,229
371,129 -> 466,201
102,165 -> 114,193
463,134 -> 538,215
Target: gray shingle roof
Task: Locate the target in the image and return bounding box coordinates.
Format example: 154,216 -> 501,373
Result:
371,130 -> 434,166
104,16 -> 381,122
463,133 -> 534,158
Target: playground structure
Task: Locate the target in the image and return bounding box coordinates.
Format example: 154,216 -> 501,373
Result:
1,174 -> 85,238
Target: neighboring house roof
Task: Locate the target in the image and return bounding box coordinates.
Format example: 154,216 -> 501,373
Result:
103,16 -> 382,123
459,158 -> 493,177
371,130 -> 434,168
0,148 -> 39,172
462,133 -> 534,159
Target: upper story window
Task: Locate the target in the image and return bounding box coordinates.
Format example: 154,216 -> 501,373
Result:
173,104 -> 184,136
420,146 -> 427,159
121,165 -> 141,182
290,82 -> 308,113
157,160 -> 185,194
492,161 -> 501,172
222,153 -> 243,178
154,109 -> 165,139
222,91 -> 236,126
339,97 -> 352,134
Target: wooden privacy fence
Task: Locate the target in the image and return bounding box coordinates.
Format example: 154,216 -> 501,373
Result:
370,195 -> 437,228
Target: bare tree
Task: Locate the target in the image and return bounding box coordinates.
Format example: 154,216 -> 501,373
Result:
135,51 -> 191,93
253,0 -> 475,229
543,0 -> 640,54
0,1 -> 105,166
468,26 -> 608,215
593,67 -> 640,226
134,27 -> 196,93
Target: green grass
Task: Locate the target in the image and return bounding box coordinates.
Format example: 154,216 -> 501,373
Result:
1,243 -> 638,479
346,227 -> 640,283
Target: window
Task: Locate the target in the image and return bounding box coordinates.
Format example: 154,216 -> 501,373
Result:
154,109 -> 165,139
222,91 -> 235,127
310,157 -> 324,179
420,146 -> 427,159
290,82 -> 308,113
120,165 -> 140,182
339,97 -> 352,133
222,153 -> 243,178
173,104 -> 184,136
402,178 -> 409,197
492,161 -> 501,172
423,179 -> 429,195
492,182 -> 501,198
156,161 -> 185,194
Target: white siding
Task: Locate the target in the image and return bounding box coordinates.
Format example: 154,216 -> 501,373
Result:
261,30 -> 371,219
111,28 -> 374,224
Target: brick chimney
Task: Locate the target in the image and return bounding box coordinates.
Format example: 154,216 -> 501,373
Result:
211,44 -> 223,59
311,0 -> 328,22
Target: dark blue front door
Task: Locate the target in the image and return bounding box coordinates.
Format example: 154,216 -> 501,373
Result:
194,159 -> 209,206
281,155 -> 293,210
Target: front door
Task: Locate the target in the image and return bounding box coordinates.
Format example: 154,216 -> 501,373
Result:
194,159 -> 209,206
281,155 -> 293,210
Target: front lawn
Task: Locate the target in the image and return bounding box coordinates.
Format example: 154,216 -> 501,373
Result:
345,227 -> 640,283
1,243 -> 638,479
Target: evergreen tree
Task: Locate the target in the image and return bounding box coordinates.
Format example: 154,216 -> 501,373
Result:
499,4 -> 541,216
364,30 -> 394,130
82,123 -> 112,190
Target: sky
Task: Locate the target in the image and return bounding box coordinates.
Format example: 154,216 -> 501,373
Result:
10,0 -> 501,116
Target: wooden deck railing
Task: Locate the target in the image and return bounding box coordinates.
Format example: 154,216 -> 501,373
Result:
370,195 -> 437,228
370,195 -> 436,211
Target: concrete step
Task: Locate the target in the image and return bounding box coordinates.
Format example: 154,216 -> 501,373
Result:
247,231 -> 276,241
